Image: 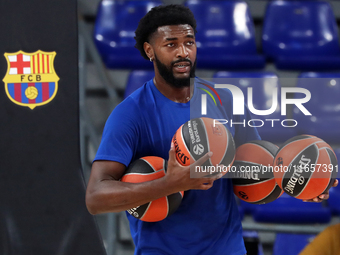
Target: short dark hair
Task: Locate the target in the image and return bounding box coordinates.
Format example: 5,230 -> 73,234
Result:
134,4 -> 197,60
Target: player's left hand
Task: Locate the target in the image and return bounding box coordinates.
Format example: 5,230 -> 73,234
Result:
303,179 -> 338,202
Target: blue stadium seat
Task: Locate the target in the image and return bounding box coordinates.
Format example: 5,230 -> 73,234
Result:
238,203 -> 245,220
293,72 -> 340,144
239,200 -> 261,215
124,70 -> 154,99
273,233 -> 315,255
213,72 -> 297,143
262,0 -> 340,70
186,0 -> 265,70
94,0 -> 161,69
328,178 -> 340,215
251,193 -> 332,224
334,147 -> 340,161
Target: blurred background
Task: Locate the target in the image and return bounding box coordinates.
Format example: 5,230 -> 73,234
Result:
77,1 -> 340,254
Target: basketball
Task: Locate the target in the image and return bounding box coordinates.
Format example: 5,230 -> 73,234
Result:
273,135 -> 338,200
172,117 -> 235,177
121,156 -> 184,222
232,140 -> 283,204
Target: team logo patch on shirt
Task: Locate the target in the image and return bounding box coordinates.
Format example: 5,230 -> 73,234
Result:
2,50 -> 59,109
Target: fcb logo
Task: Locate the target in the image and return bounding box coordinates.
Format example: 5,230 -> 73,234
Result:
2,50 -> 59,109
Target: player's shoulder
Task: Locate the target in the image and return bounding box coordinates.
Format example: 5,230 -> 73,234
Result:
108,79 -> 153,121
113,96 -> 139,116
116,79 -> 151,106
124,79 -> 155,104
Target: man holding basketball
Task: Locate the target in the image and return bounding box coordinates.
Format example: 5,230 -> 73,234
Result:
86,4 -> 338,255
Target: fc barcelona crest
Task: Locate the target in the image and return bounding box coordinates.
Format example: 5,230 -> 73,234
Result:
2,50 -> 59,109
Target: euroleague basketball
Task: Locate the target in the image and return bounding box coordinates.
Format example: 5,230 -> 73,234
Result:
121,156 -> 184,222
232,140 -> 283,204
273,135 -> 338,200
172,117 -> 235,177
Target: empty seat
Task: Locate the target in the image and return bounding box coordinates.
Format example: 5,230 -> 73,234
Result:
94,0 -> 161,69
213,71 -> 296,143
293,72 -> 340,144
328,178 -> 340,215
124,70 -> 154,98
186,0 -> 265,70
262,0 -> 340,70
334,147 -> 340,161
238,203 -> 245,220
239,200 -> 261,215
251,193 -> 331,224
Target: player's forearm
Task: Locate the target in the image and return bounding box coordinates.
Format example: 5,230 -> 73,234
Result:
86,177 -> 176,214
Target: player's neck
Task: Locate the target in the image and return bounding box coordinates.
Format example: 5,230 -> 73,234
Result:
153,77 -> 193,103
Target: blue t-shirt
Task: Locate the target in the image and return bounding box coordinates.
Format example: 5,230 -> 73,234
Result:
94,77 -> 260,255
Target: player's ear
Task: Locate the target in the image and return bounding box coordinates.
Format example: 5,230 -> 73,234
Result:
144,42 -> 154,61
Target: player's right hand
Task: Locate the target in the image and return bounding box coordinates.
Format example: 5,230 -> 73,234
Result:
164,142 -> 223,193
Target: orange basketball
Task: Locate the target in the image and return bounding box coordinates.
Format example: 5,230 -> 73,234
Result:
273,135 -> 338,200
172,117 -> 235,177
232,140 -> 283,204
121,156 -> 184,222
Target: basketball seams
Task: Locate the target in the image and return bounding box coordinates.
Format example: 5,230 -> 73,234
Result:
176,117 -> 235,169
249,142 -> 276,157
326,147 -> 338,175
163,160 -> 168,172
199,118 -> 212,166
320,148 -> 336,195
180,124 -> 196,164
281,143 -> 318,189
219,124 -> 229,166
291,144 -> 319,198
257,185 -> 283,204
123,157 -> 183,221
165,196 -> 170,217
123,171 -> 164,176
233,140 -> 280,204
297,146 -> 334,198
234,160 -> 267,169
140,158 -> 158,172
165,192 -> 183,217
276,136 -> 316,155
235,160 -> 259,165
314,140 -> 325,144
277,137 -> 337,200
317,145 -> 333,151
140,201 -> 152,220
235,178 -> 274,186
223,127 -> 235,167
251,184 -> 278,204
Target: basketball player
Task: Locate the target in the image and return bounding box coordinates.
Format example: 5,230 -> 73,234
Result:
86,4 -> 338,254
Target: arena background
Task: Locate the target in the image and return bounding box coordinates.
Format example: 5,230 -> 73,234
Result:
79,1 -> 340,255
0,0 -> 339,255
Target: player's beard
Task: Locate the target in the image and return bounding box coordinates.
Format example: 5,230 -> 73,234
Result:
154,54 -> 196,88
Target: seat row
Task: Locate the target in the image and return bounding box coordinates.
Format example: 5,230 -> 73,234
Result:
239,179 -> 340,254
239,187 -> 340,225
239,177 -> 340,254
94,0 -> 340,71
